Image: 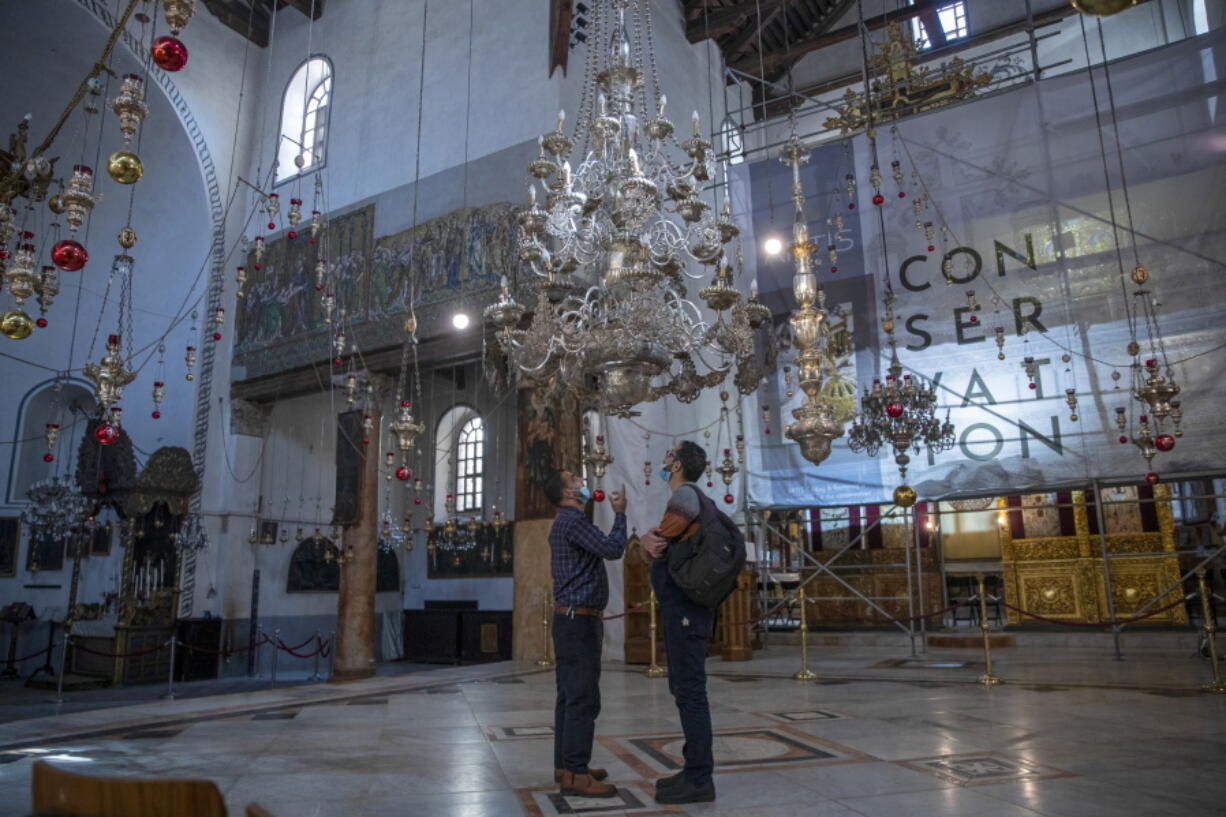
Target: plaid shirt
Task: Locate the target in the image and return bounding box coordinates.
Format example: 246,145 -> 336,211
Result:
549,507 -> 627,610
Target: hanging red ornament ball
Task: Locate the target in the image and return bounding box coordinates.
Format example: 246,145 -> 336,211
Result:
361,437 -> 370,445
898,191 -> 906,198
309,238 -> 317,244
43,453 -> 54,463
723,494 -> 734,505
51,239 -> 88,271
254,264 -> 262,270
152,411 -> 161,419
414,497 -> 422,505
267,222 -> 276,230
151,35 -> 189,71
1145,471 -> 1160,485
707,481 -> 713,488
872,194 -> 885,206
927,245 -> 935,252
848,202 -> 856,210
333,357 -> 343,365
645,479 -> 651,486
885,402 -> 904,418
593,489 -> 606,502
212,332 -> 222,341
1155,433 -> 1175,452
288,230 -> 297,240
395,466 -> 411,481
1028,382 -> 1037,390
969,315 -> 978,324
94,423 -> 119,445
1118,435 -> 1128,444
36,318 -> 47,328
764,428 -> 771,434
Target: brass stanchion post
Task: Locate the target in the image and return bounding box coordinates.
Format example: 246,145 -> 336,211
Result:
1195,568 -> 1226,694
536,598 -> 555,668
645,590 -> 665,678
976,574 -> 1002,686
793,586 -> 816,681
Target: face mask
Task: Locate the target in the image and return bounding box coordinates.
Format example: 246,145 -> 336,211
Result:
659,466 -> 672,482
575,485 -> 593,504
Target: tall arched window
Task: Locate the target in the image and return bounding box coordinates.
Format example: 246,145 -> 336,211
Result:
7,380 -> 96,504
434,405 -> 484,518
276,56 -> 332,184
455,416 -> 484,512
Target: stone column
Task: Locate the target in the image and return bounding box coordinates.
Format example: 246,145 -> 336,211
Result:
332,399 -> 382,682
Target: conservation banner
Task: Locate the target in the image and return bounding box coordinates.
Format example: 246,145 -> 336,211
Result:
733,28 -> 1226,508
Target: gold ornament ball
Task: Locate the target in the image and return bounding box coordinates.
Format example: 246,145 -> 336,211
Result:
1071,0 -> 1137,16
47,195 -> 65,214
118,226 -> 138,249
1130,265 -> 1149,285
1126,340 -> 1140,356
107,151 -> 144,184
893,484 -> 917,508
1,309 -> 34,340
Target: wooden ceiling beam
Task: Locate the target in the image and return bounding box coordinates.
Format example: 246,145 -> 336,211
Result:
685,0 -> 787,44
729,0 -> 961,77
282,0 -> 324,20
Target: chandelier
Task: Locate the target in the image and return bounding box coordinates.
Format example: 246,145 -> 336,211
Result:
23,476 -> 91,546
484,0 -> 760,415
171,511 -> 209,553
778,123 -> 847,465
847,285 -> 954,496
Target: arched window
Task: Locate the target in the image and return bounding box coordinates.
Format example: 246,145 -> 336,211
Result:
276,56 -> 332,184
455,416 -> 484,512
434,405 -> 483,518
7,380 -> 96,504
287,536 -> 340,592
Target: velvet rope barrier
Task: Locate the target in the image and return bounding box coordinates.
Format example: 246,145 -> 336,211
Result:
182,634 -> 273,657
998,593 -> 1192,628
72,640 -> 170,659
10,644 -> 54,663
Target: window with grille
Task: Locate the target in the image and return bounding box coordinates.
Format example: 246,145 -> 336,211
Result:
909,2 -> 968,51
276,57 -> 332,184
455,415 -> 484,512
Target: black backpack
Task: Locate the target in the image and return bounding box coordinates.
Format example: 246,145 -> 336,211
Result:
666,485 -> 748,609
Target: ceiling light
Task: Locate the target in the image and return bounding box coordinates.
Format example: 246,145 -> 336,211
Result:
452,313 -> 470,330
763,237 -> 783,256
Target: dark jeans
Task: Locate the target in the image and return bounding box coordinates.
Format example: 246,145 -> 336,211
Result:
552,612 -> 603,773
651,560 -> 714,786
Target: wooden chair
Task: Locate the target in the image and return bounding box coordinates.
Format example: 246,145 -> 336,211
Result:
31,760 -> 277,817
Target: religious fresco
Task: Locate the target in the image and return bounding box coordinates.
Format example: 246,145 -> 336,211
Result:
233,204 -> 375,374
1020,492 -> 1062,539
369,202 -> 519,318
232,202 -> 518,379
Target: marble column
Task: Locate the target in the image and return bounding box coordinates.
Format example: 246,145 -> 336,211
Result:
332,402 -> 382,682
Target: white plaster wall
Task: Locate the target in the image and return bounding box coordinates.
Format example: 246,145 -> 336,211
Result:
0,1 -> 258,628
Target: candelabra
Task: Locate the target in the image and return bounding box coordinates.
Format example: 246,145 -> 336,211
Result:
778,123 -> 846,465
847,286 -> 954,498
484,0 -> 760,415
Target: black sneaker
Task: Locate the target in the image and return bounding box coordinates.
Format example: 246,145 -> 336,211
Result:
654,775 -> 715,804
654,771 -> 687,792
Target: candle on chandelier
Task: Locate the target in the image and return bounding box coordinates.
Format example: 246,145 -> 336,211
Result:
692,110 -> 701,137
556,109 -> 566,131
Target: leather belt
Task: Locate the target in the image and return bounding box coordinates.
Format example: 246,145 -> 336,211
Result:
555,606 -> 602,617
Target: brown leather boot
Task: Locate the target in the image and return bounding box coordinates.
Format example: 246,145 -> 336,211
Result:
555,767 -> 608,783
559,770 -> 617,798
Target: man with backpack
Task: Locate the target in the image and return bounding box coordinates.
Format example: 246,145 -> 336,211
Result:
641,440 -> 745,805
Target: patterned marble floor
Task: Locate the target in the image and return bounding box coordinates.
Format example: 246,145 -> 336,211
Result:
0,646 -> 1223,817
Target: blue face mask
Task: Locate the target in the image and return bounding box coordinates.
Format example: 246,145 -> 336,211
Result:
575,485 -> 593,504
659,466 -> 672,483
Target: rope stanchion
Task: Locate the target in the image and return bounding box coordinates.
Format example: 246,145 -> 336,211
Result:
793,586 -> 816,681
645,590 -> 664,679
164,638 -> 178,701
536,599 -> 554,668
1195,568 -> 1226,694
975,575 -> 1002,686
601,600 -> 649,621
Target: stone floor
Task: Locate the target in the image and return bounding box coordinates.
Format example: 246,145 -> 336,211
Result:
1,643 -> 1223,817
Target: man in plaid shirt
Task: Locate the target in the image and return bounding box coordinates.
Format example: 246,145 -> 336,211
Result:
544,469 -> 627,798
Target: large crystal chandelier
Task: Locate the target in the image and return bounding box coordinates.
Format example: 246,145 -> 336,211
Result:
23,476 -> 91,546
485,0 -> 760,415
848,285 -> 954,495
779,124 -> 847,465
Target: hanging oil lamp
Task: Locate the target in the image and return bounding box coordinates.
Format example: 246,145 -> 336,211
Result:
111,74 -> 150,144
60,165 -> 97,233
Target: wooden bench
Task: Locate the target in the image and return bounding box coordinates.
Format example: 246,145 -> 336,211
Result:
31,760 -> 273,817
